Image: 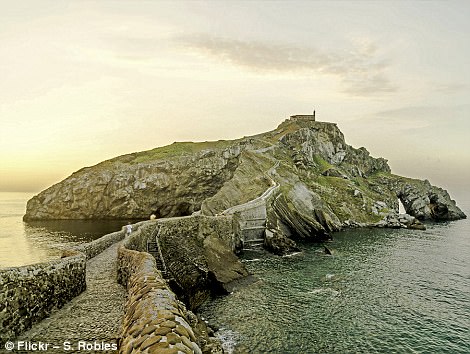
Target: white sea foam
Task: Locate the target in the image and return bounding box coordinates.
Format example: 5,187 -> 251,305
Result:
215,328 -> 238,354
283,251 -> 302,258
325,273 -> 335,280
306,288 -> 340,296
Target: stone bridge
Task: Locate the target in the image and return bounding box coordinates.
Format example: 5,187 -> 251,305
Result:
1,174 -> 284,353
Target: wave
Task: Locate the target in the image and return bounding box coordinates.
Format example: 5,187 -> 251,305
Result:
305,288 -> 340,296
325,273 -> 335,280
283,251 -> 302,258
0,214 -> 24,218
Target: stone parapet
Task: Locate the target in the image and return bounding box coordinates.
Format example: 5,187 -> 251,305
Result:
0,222 -> 138,343
73,221 -> 146,260
0,250 -> 86,342
117,243 -> 203,354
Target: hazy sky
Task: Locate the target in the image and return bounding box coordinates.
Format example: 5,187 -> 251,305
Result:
1,1 -> 469,199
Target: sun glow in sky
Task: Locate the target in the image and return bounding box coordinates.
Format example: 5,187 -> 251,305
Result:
1,1 -> 469,199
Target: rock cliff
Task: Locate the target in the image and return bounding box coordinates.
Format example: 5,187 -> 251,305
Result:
25,117 -> 466,248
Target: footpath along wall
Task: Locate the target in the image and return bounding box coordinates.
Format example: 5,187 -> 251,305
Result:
0,225 -> 132,343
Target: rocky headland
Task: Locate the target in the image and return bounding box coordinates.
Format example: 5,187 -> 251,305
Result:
24,116 -> 466,305
25,116 -> 466,224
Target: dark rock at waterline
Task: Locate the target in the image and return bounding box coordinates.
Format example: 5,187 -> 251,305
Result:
374,212 -> 426,230
409,222 -> 426,230
264,229 -> 300,256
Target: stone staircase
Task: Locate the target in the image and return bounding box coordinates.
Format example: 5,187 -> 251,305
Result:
240,217 -> 266,249
220,161 -> 281,251
222,181 -> 280,250
146,226 -> 169,278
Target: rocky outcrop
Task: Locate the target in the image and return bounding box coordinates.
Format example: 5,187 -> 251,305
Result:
156,216 -> 249,308
376,175 -> 466,221
374,213 -> 426,230
24,117 -> 466,255
264,229 -> 300,256
120,216 -> 248,310
24,143 -> 243,220
268,183 -> 340,242
398,183 -> 465,221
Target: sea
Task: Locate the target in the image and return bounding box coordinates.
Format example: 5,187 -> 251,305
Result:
1,192 -> 469,353
0,192 -> 129,268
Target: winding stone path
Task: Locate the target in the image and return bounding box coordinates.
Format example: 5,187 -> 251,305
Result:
14,242 -> 125,353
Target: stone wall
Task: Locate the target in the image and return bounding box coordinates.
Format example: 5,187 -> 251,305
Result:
0,222 -> 138,343
120,216 -> 238,254
117,246 -> 205,354
0,250 -> 86,342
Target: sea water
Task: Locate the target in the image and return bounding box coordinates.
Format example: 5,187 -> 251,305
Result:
0,192 -> 128,267
1,193 -> 469,353
199,200 -> 470,353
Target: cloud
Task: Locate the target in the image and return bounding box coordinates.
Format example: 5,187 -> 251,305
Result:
175,33 -> 397,96
375,105 -> 468,120
342,73 -> 397,95
432,82 -> 467,94
358,104 -> 470,135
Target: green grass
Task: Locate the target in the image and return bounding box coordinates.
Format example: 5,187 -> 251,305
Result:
267,120 -> 301,142
130,140 -> 237,164
312,155 -> 333,173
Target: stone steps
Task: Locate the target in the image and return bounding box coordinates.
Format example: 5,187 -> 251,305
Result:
241,217 -> 266,249
240,219 -> 266,228
147,240 -> 169,278
242,239 -> 264,250
244,239 -> 264,244
241,228 -> 265,242
242,226 -> 265,231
